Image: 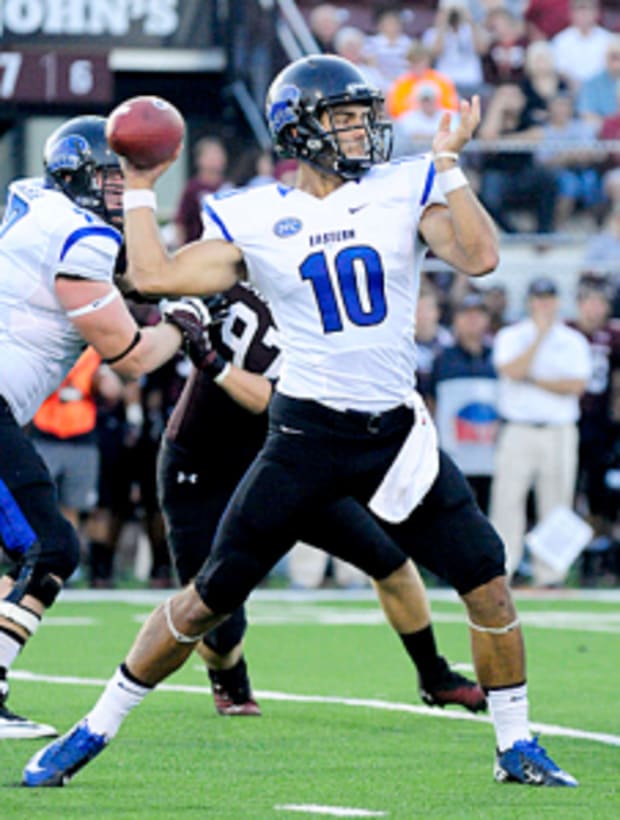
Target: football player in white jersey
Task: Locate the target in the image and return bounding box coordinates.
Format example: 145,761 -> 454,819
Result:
24,57 -> 577,788
0,116 -> 211,740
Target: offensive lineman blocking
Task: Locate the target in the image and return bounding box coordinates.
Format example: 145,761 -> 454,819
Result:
0,116 -> 211,738
24,56 -> 577,787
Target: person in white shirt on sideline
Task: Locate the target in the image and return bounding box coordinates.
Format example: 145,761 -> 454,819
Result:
490,276 -> 592,587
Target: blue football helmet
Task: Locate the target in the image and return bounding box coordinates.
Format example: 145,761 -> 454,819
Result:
43,115 -> 122,225
265,55 -> 392,180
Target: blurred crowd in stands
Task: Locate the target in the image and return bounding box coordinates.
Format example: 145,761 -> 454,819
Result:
17,0 -> 620,593
302,0 -> 620,244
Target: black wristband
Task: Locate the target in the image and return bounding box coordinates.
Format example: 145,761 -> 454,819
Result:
103,330 -> 142,365
202,349 -> 228,379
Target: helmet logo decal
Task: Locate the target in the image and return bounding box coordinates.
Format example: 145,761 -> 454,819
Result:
274,217 -> 302,238
46,135 -> 91,173
347,82 -> 372,95
269,85 -> 301,133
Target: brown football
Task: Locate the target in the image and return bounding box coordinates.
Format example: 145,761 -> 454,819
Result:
106,96 -> 185,168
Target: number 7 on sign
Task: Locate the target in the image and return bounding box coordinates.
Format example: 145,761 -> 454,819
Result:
0,53 -> 22,98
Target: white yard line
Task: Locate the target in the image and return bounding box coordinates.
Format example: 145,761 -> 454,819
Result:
57,588 -> 620,605
10,670 -> 620,747
129,607 -> 620,632
40,617 -> 96,626
274,805 -> 386,817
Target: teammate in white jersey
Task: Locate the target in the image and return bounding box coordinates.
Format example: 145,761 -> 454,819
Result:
0,116 -> 211,740
24,57 -> 577,788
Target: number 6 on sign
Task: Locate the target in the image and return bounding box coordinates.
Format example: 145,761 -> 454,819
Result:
300,245 -> 387,333
0,52 -> 22,98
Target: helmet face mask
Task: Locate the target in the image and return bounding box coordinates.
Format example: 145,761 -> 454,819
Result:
266,56 -> 393,181
43,116 -> 122,226
318,100 -> 393,178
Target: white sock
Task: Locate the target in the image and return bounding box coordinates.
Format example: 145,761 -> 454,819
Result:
0,630 -> 23,670
85,665 -> 152,739
487,683 -> 531,752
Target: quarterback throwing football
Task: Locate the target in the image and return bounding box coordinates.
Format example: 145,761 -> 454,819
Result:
24,56 -> 577,788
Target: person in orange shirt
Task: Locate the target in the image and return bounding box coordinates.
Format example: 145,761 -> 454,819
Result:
31,348 -> 103,533
32,349 -> 137,589
387,40 -> 459,120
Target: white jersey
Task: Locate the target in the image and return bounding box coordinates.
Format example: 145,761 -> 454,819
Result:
202,155 -> 446,412
0,178 -> 122,424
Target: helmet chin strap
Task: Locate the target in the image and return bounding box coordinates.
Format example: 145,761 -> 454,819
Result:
101,167 -> 124,228
305,108 -> 392,181
300,129 -> 369,181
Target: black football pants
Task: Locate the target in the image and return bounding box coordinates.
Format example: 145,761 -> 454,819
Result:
195,394 -> 505,613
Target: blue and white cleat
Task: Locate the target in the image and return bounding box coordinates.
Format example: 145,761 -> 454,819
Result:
22,719 -> 108,787
494,737 -> 578,787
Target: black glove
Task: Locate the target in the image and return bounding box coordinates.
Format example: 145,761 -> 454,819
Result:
160,298 -> 228,378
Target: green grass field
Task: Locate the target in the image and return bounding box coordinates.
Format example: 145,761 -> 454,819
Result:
1,589 -> 619,819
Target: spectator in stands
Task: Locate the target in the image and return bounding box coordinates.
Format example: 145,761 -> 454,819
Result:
86,368 -> 137,588
135,347 -> 189,589
577,36 -> 620,127
482,7 -> 528,87
274,158 -> 299,186
387,40 -> 459,119
568,276 -> 620,583
478,83 -> 558,236
308,3 -> 347,53
422,1 -> 487,97
334,26 -> 387,91
415,283 -> 453,408
534,91 -> 605,229
363,5 -> 413,90
482,284 -> 509,336
585,78 -> 620,228
551,0 -> 613,88
521,40 -> 570,128
468,0 -> 525,22
108,299 -> 190,590
30,348 -> 103,540
174,137 -> 229,245
490,276 -> 592,587
393,83 -> 461,155
524,0 -> 571,41
430,293 -> 499,514
230,147 -> 275,188
583,200 -> 620,275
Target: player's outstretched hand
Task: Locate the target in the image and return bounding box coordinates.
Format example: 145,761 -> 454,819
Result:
432,95 -> 480,158
119,144 -> 182,188
160,297 -> 213,367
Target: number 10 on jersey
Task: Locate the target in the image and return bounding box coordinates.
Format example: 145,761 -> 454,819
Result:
300,245 -> 387,333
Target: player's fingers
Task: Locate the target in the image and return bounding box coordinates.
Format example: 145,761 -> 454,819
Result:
437,111 -> 451,133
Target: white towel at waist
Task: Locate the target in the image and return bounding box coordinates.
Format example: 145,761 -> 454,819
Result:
369,391 -> 439,523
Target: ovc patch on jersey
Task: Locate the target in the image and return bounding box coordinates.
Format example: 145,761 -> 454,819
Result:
273,217 -> 302,238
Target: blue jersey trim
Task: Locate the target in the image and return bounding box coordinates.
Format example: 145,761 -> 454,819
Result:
419,163 -> 435,207
60,225 -> 122,262
203,201 -> 233,241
